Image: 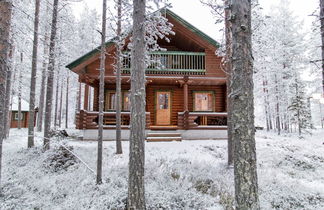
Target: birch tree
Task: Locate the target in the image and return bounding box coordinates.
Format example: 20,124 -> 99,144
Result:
128,0 -> 146,208
43,0 -> 59,150
230,0 -> 259,209
27,0 -> 41,148
97,0 -> 107,185
0,0 -> 13,190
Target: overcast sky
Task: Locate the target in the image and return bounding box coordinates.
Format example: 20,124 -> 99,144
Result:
71,0 -> 319,41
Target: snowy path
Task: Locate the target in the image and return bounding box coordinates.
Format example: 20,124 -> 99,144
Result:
0,129 -> 323,209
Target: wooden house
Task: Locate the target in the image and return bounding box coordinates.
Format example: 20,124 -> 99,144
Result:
10,97 -> 30,128
66,9 -> 227,140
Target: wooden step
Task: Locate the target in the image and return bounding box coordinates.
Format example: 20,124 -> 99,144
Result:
146,136 -> 182,142
147,132 -> 182,137
150,125 -> 178,130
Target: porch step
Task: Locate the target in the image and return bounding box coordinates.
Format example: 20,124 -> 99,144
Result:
146,132 -> 182,142
150,125 -> 178,130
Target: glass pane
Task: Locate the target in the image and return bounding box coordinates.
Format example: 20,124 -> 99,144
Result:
158,93 -> 169,109
194,92 -> 213,111
109,93 -> 116,110
123,92 -> 130,111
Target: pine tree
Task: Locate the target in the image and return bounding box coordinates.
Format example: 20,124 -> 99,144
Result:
230,0 -> 260,209
128,0 -> 146,208
43,0 -> 59,150
0,0 -> 13,190
97,0 -> 107,185
27,0 -> 41,148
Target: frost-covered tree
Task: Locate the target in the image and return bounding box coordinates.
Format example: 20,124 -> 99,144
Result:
43,0 -> 59,150
97,0 -> 107,185
230,0 -> 260,209
128,0 -> 146,208
27,0 -> 40,148
0,0 -> 13,189
253,0 -> 308,134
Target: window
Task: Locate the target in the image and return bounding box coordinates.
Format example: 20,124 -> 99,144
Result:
105,90 -> 131,111
194,92 -> 214,111
123,92 -> 131,111
14,112 -> 24,120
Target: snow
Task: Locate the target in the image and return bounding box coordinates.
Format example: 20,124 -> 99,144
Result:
1,129 -> 324,209
11,96 -> 30,111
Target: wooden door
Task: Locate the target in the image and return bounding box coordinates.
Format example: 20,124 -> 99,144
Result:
156,91 -> 171,125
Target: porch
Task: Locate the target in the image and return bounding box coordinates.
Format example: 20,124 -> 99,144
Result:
75,110 -> 227,130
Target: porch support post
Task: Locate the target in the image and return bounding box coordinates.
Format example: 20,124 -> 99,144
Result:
183,76 -> 189,130
84,84 -> 89,111
77,82 -> 81,112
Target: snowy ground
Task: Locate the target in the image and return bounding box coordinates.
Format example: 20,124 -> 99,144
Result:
1,129 -> 324,210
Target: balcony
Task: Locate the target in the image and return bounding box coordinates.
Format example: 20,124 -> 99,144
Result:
122,51 -> 206,75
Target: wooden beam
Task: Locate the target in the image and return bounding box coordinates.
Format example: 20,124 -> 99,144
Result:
84,84 -> 89,110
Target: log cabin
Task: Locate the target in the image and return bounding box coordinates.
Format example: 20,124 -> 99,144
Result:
66,9 -> 227,141
10,97 -> 31,128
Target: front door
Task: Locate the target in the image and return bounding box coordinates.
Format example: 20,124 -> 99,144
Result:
156,91 -> 171,125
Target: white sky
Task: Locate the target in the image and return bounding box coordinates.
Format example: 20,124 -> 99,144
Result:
70,0 -> 319,42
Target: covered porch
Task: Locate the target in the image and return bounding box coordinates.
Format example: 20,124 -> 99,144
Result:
75,74 -> 228,132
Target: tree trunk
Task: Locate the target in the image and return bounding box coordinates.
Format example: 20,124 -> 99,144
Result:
18,52 -> 23,130
58,76 -> 63,128
274,74 -> 281,135
320,0 -> 324,95
3,41 -> 14,139
230,0 -> 260,209
43,0 -> 59,150
0,0 -> 13,190
36,10 -> 50,132
27,0 -> 41,148
115,0 -> 123,154
54,69 -> 60,128
128,0 -> 146,209
225,0 -> 233,166
65,72 -> 69,129
97,0 -> 107,185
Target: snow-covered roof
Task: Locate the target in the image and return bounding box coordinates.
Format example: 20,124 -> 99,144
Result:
11,96 -> 30,111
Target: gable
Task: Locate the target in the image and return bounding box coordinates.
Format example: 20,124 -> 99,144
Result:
66,9 -> 220,71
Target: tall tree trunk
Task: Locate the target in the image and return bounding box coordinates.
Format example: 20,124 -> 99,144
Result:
0,0 -> 13,190
18,52 -> 23,130
54,69 -> 60,128
128,0 -> 146,209
3,41 -> 14,138
274,74 -> 281,135
230,0 -> 260,209
97,0 -> 107,185
225,0 -> 233,166
36,8 -> 50,132
27,0 -> 41,148
65,72 -> 69,128
115,0 -> 123,154
58,76 -> 63,128
43,0 -> 59,150
320,0 -> 324,95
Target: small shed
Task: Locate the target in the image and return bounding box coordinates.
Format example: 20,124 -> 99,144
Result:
10,97 -> 30,128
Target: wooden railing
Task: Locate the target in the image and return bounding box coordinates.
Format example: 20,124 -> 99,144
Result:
122,51 -> 206,74
178,112 -> 227,129
76,110 -> 151,129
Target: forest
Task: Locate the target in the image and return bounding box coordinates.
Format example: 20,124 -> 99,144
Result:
0,0 -> 324,209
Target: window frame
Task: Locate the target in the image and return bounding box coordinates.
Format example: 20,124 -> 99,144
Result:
192,91 -> 215,112
105,90 -> 131,111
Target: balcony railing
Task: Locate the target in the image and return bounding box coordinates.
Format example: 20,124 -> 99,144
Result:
178,112 -> 227,129
122,51 -> 206,74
